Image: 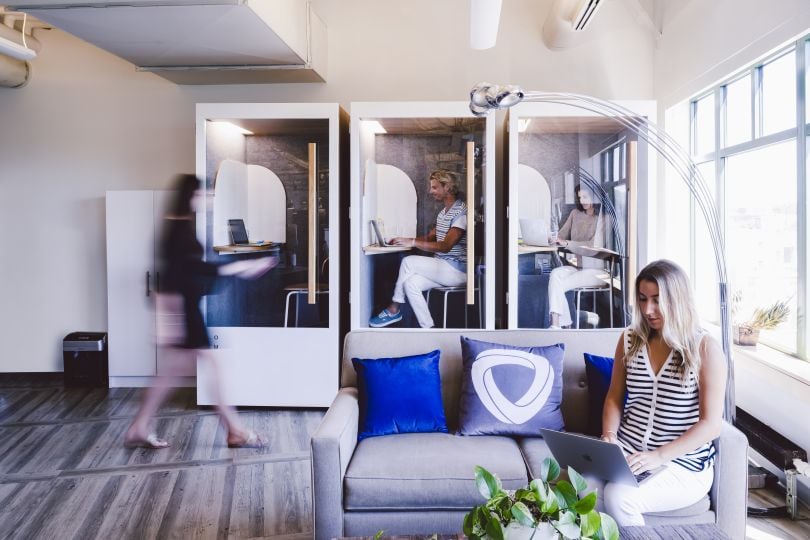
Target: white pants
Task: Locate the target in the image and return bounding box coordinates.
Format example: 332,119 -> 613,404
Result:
585,463 -> 714,527
392,255 -> 466,328
547,266 -> 607,327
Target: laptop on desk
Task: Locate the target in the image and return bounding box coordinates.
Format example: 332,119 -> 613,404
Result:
370,219 -> 394,247
228,218 -> 271,247
519,218 -> 551,247
539,428 -> 663,487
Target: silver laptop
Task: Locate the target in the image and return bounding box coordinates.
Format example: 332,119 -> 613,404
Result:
539,428 -> 662,487
519,218 -> 550,247
370,219 -> 393,247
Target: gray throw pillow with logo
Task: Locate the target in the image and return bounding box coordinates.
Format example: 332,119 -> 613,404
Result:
458,336 -> 565,436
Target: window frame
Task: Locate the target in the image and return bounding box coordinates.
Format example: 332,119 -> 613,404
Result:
688,39 -> 808,359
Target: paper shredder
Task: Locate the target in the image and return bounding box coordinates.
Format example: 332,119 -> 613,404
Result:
63,332 -> 108,387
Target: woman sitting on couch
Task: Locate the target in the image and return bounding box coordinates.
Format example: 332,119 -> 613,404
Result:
600,259 -> 727,526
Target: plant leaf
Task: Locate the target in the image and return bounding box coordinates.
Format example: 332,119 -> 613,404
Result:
568,466 -> 589,493
484,512 -> 505,540
530,479 -> 547,503
553,480 -> 579,508
579,510 -> 601,537
474,465 -> 503,500
541,492 -> 559,515
599,512 -> 620,540
573,491 -> 597,515
553,511 -> 581,539
511,501 -> 537,527
540,457 -> 561,482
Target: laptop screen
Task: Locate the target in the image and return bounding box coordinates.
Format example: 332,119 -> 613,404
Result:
228,219 -> 249,245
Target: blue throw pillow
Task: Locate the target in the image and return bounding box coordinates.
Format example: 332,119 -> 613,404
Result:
583,352 -> 615,436
352,350 -> 448,441
458,336 -> 565,436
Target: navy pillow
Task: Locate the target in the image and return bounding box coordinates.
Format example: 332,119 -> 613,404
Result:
352,350 -> 448,441
458,336 -> 565,436
583,352 -> 615,436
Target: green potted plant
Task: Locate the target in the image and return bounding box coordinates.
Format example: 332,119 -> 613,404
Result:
462,458 -> 619,540
732,295 -> 790,346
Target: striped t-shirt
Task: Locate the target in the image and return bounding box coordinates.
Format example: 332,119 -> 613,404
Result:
434,199 -> 467,271
617,329 -> 716,472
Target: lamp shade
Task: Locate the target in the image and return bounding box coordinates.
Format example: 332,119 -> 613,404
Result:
470,0 -> 503,50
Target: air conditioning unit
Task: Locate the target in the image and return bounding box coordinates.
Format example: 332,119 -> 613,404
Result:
572,0 -> 604,31
542,0 -> 605,50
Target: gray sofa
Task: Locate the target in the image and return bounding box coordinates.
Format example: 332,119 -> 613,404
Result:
311,329 -> 748,540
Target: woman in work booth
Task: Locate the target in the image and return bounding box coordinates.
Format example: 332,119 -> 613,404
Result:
548,183 -> 607,328
369,169 -> 467,328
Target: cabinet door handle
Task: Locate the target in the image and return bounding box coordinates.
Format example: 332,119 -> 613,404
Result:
307,142 -> 317,304
146,271 -> 151,297
155,271 -> 161,293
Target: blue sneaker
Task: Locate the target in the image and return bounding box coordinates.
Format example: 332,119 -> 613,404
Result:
369,309 -> 402,328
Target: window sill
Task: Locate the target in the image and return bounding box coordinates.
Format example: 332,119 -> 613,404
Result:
704,323 -> 810,387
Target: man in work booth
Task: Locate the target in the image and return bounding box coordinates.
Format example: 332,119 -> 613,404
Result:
369,169 -> 467,328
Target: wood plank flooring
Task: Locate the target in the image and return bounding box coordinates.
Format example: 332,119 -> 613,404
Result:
1,374 -> 809,539
0,375 -> 321,539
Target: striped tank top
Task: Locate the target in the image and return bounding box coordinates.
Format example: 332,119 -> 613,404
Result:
435,199 -> 467,271
617,329 -> 716,472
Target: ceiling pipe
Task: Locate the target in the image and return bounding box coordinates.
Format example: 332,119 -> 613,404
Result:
0,52 -> 29,87
0,21 -> 41,57
470,0 -> 502,50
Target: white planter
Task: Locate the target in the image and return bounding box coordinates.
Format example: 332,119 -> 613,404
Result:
504,522 -> 558,540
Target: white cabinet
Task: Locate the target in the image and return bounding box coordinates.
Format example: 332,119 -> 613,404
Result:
106,190 -> 193,385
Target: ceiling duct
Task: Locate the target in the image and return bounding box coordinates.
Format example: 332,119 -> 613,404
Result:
0,11 -> 42,87
542,0 -> 605,50
5,0 -> 328,85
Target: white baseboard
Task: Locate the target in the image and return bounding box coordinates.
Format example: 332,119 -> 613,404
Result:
109,376 -> 196,388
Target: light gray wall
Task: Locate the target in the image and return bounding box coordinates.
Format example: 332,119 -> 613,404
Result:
0,0 -> 654,372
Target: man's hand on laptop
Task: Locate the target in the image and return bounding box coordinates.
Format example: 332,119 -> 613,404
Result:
390,237 -> 415,247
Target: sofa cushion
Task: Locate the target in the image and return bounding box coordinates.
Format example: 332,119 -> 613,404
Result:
458,336 -> 565,436
352,350 -> 448,441
344,433 -> 529,511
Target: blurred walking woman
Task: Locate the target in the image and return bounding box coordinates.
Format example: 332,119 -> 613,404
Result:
124,174 -> 276,449
600,259 -> 727,525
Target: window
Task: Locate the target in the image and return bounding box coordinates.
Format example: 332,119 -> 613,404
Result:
688,42 -> 805,357
724,75 -> 752,147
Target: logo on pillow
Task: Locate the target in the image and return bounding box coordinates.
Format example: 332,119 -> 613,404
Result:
471,349 -> 554,425
458,336 -> 565,436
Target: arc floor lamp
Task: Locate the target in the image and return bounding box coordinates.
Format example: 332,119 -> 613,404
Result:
470,83 -> 734,421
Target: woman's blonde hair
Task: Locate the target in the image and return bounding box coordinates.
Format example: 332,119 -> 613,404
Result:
625,259 -> 703,381
429,169 -> 461,197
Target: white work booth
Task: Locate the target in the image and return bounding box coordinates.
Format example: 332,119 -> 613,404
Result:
350,102 -> 496,330
507,101 -> 656,330
196,103 -> 346,406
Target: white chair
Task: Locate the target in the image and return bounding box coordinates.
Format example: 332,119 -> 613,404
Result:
283,259 -> 329,327
425,265 -> 484,328
571,252 -> 617,329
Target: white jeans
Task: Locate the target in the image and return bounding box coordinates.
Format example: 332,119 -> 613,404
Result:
547,265 -> 607,327
392,255 -> 466,328
585,463 -> 714,526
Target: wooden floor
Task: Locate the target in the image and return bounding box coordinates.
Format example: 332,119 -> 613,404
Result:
0,375 -> 808,540
0,375 -> 323,539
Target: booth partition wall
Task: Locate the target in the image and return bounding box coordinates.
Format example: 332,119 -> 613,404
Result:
507,101 -> 656,329
195,103 -> 346,407
349,102 -> 496,331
